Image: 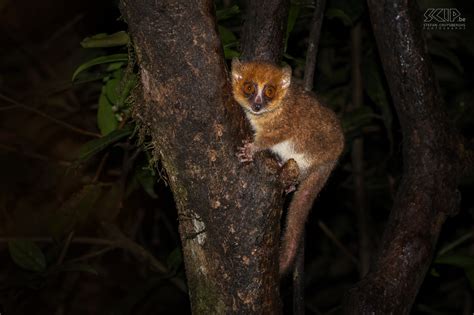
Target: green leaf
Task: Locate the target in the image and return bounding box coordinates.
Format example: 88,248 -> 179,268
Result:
136,168 -> 158,199
59,263 -> 99,276
435,254 -> 474,289
466,269 -> 474,289
98,86 -> 119,136
224,48 -> 240,59
105,78 -> 120,105
106,62 -> 126,72
437,231 -> 473,256
49,184 -> 103,238
283,53 -> 305,66
341,106 -> 378,133
218,25 -> 237,45
166,247 -> 183,274
77,127 -> 133,161
326,0 -> 364,26
435,254 -> 474,269
430,268 -> 440,277
117,73 -> 138,108
8,239 -> 47,272
326,8 -> 352,26
285,3 -> 300,52
72,54 -> 129,81
81,31 -> 130,48
216,5 -> 240,21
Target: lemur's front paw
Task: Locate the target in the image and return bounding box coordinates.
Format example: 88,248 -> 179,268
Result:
284,184 -> 297,194
236,140 -> 254,163
280,158 -> 300,194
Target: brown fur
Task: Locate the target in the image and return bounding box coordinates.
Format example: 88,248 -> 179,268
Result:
232,59 -> 344,275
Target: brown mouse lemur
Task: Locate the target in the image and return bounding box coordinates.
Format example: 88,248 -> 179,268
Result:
231,58 -> 344,275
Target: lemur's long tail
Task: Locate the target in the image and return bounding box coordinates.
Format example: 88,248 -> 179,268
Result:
279,162 -> 335,275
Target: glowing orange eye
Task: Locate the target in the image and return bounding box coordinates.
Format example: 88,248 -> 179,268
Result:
264,86 -> 275,99
243,82 -> 255,95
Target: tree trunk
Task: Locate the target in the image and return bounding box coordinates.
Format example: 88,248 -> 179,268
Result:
120,0 -> 288,313
344,1 -> 463,313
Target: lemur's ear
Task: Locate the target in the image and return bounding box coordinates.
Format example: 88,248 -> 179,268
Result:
281,65 -> 292,89
231,58 -> 243,81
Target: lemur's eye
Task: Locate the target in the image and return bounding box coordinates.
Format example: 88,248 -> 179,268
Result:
243,82 -> 255,95
264,86 -> 275,99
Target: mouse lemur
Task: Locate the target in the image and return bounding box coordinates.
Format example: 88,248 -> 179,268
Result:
231,58 -> 344,274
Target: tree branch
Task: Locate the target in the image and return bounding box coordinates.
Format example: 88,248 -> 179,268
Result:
0,93 -> 100,138
303,0 -> 326,91
241,0 -> 290,62
293,2 -> 328,312
120,0 -> 290,312
350,21 -> 370,278
344,1 -> 463,313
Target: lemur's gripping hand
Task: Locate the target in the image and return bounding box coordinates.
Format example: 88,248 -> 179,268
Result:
237,139 -> 256,163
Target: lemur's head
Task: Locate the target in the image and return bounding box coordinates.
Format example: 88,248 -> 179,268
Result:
231,58 -> 291,115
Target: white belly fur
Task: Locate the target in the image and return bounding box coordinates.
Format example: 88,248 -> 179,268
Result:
271,140 -> 311,172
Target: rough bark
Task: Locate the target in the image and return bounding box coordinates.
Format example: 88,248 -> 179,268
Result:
241,0 -> 289,62
344,1 -> 463,313
120,0 -> 288,313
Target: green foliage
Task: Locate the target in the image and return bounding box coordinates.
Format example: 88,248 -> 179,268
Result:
51,262 -> 99,276
2,1 -> 471,313
72,54 -> 129,81
435,254 -> 474,289
135,166 -> 159,199
216,5 -> 240,21
81,31 -> 130,48
216,4 -> 241,59
8,239 -> 47,272
341,106 -> 379,135
285,3 -> 300,52
326,8 -> 352,26
326,0 -> 364,26
49,184 -> 103,238
218,25 -> 240,59
166,247 -> 183,274
77,127 -> 133,161
73,30 -> 139,156
98,85 -> 119,135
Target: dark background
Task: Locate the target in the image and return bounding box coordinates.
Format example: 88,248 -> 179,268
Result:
0,0 -> 472,314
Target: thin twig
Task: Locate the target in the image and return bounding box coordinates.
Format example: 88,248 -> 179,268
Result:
0,105 -> 20,111
93,152 -> 110,183
0,93 -> 100,138
56,231 -> 75,266
437,231 -> 473,257
350,21 -> 370,278
41,14 -> 84,49
0,143 -> 72,166
0,236 -> 117,246
0,233 -> 188,293
100,222 -> 188,293
303,0 -> 327,91
66,246 -> 117,263
318,221 -> 359,265
293,236 -> 305,315
3,30 -> 81,111
293,1 -> 328,312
